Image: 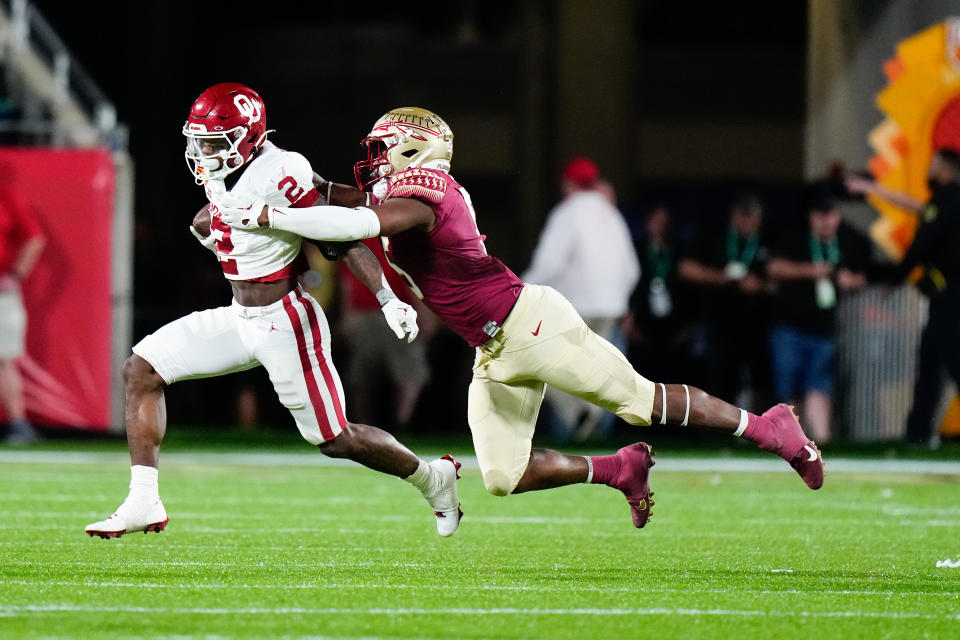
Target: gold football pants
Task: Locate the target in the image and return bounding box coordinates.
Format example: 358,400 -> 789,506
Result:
468,285 -> 655,495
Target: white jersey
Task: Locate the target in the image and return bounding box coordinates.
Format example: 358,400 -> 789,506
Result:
203,141 -> 318,280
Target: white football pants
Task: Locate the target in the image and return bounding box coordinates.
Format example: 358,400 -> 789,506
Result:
133,285 -> 346,444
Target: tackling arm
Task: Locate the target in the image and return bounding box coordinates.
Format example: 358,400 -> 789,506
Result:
342,241 -> 392,296
312,173 -> 367,208
342,241 -> 419,342
225,196 -> 435,240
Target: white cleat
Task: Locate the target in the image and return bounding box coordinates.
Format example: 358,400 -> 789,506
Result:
423,455 -> 462,537
85,497 -> 168,539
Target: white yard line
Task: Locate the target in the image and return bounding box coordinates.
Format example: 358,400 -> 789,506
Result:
0,578 -> 955,599
2,450 -> 960,475
0,604 -> 957,620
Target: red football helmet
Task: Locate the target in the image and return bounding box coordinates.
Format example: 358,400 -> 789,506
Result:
183,83 -> 270,184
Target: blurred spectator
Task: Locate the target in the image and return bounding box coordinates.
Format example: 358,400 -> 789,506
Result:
766,193 -> 869,443
523,157 -> 639,440
0,191 -> 45,444
847,149 -> 960,448
337,238 -> 433,432
678,193 -> 772,410
624,204 -> 694,382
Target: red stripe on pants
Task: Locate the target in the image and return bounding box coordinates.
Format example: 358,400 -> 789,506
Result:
295,290 -> 347,429
282,293 -> 337,441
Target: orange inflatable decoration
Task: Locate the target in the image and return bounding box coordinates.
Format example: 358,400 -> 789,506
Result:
868,19 -> 960,258
868,19 -> 960,438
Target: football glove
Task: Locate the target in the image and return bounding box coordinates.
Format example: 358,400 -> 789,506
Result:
188,224 -> 218,252
218,191 -> 267,230
379,294 -> 420,343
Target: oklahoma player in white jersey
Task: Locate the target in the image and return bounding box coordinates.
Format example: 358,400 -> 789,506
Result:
221,107 -> 824,531
85,85 -> 461,539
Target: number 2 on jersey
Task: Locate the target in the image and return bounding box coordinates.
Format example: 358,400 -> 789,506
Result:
209,206 -> 239,275
278,176 -> 305,204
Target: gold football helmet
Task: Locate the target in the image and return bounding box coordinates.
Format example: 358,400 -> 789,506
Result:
354,107 -> 454,191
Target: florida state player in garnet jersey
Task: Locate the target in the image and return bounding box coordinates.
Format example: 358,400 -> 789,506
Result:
221,107 -> 824,529
86,88 -> 462,540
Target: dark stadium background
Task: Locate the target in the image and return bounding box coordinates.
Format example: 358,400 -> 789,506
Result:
37,2 -> 812,434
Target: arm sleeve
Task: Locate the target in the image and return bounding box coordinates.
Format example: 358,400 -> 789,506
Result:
267,204 -> 381,242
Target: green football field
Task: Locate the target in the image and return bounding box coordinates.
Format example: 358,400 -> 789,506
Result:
1,447 -> 958,639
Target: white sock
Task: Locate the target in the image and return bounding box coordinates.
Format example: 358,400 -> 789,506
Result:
402,459 -> 433,493
733,409 -> 749,438
128,465 -> 159,501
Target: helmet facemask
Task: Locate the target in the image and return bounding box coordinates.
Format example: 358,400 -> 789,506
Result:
353,108 -> 454,191
354,134 -> 397,192
183,125 -> 249,184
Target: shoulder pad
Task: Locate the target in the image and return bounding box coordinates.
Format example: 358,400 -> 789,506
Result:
386,169 -> 448,204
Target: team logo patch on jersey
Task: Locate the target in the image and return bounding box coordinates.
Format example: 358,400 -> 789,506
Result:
387,169 -> 448,204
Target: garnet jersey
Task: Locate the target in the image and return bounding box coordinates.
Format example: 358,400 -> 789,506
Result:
380,168 -> 524,347
203,141 -> 319,281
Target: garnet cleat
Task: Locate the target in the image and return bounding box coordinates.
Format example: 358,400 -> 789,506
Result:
85,498 -> 168,539
760,403 -> 825,490
144,519 -> 169,534
423,455 -> 462,537
609,442 -> 655,528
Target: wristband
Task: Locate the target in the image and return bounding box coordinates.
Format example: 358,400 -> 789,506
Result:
375,288 -> 396,306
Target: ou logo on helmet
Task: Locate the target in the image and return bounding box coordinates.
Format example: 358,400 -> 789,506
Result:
234,94 -> 262,124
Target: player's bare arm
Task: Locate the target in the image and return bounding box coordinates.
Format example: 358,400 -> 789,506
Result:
342,241 -> 420,342
370,197 -> 436,235
312,173 -> 366,208
341,242 -> 385,292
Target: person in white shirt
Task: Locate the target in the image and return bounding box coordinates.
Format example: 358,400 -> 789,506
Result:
522,158 -> 640,439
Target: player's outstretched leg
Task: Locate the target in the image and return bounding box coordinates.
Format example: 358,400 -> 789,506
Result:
746,403 -> 824,489
651,383 -> 824,489
86,355 -> 169,539
318,422 -> 462,536
510,446 -> 656,529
